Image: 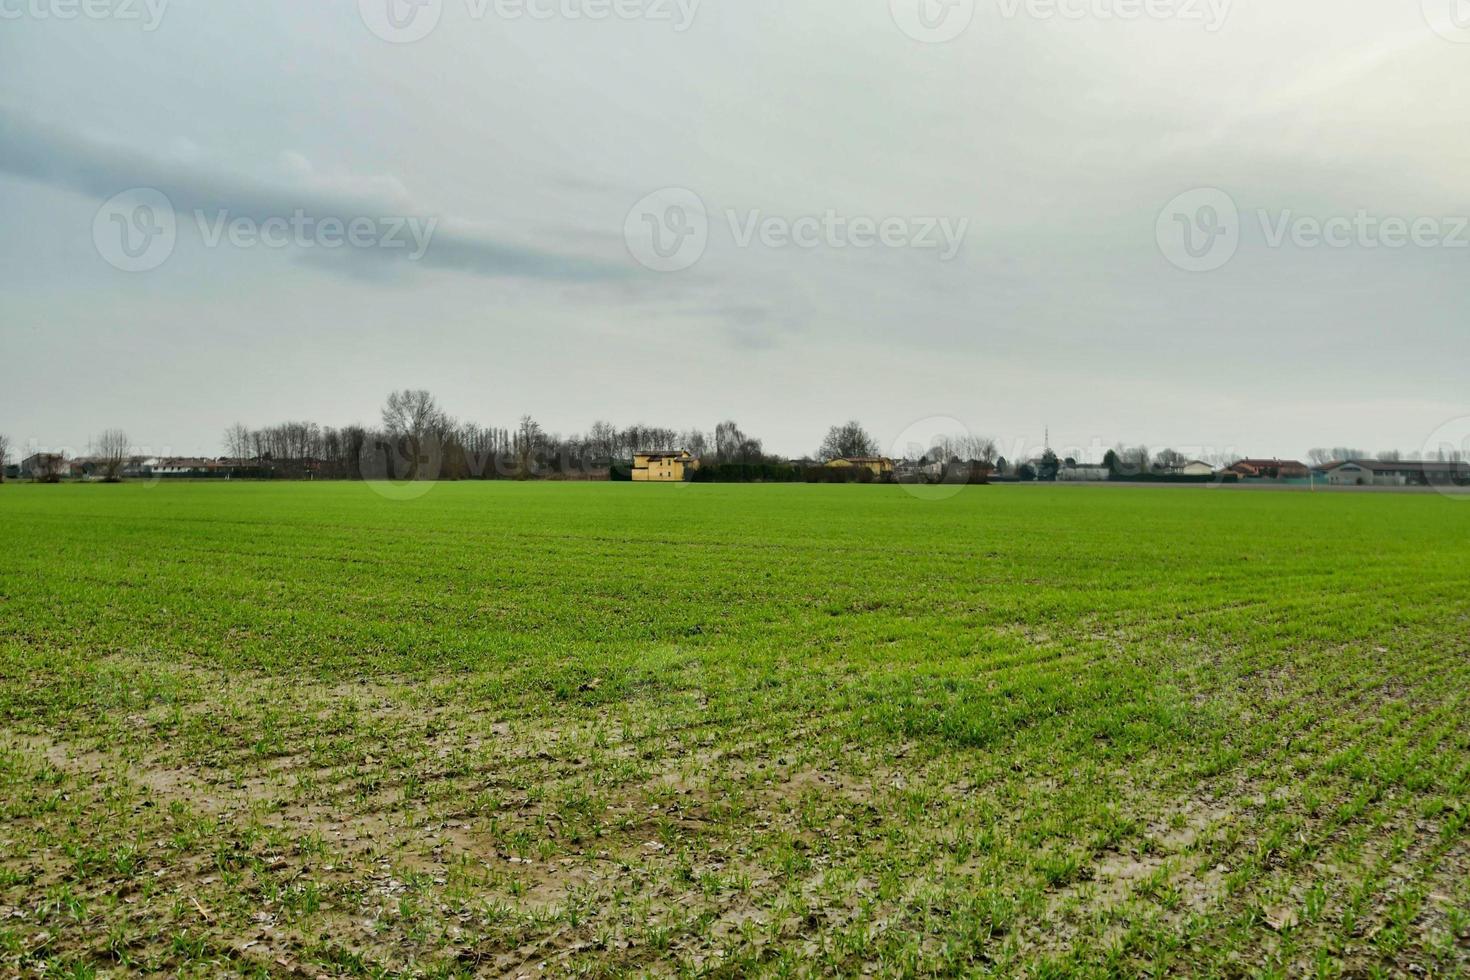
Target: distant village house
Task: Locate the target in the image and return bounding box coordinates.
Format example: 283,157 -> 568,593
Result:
1227,458 -> 1310,480
825,456 -> 895,477
632,450 -> 699,482
19,453 -> 66,480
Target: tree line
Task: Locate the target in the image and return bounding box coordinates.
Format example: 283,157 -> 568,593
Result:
7,394 -> 1458,486
3,396 -> 875,483
202,392 -> 903,482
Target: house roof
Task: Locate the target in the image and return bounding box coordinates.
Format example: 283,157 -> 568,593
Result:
1338,459 -> 1469,473
1232,458 -> 1308,468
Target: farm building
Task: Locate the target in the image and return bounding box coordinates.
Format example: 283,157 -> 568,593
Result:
1058,463 -> 1110,481
19,453 -> 66,480
900,457 -> 993,484
151,458 -> 216,477
632,450 -> 699,482
1324,459 -> 1470,487
826,456 -> 895,477
68,457 -> 101,479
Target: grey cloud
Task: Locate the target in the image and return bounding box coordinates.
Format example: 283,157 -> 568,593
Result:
0,106 -> 626,282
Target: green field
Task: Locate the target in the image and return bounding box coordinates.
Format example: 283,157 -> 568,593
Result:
1,482 -> 1467,977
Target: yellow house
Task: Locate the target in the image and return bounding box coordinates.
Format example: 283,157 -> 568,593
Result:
633,450 -> 699,482
825,456 -> 895,477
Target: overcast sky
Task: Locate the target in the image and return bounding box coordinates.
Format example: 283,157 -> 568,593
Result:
3,0 -> 1468,462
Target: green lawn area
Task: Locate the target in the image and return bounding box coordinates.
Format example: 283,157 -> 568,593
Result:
1,481 -> 1467,976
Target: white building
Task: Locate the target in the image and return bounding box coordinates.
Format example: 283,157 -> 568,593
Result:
1058,464 -> 1110,482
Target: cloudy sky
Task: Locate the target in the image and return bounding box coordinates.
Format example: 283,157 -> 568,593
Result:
3,0 -> 1468,462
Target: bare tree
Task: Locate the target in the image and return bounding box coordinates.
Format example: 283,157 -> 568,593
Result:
1109,443 -> 1151,477
1203,451 -> 1235,469
95,429 -> 130,482
0,432 -> 9,483
928,433 -> 997,465
514,415 -> 543,478
381,390 -> 449,479
819,421 -> 879,461
34,452 -> 68,483
1378,449 -> 1403,462
1153,448 -> 1186,472
224,422 -> 252,460
715,422 -> 765,464
715,420 -> 764,463
679,429 -> 710,457
629,425 -> 677,452
968,436 -> 998,466
382,390 -> 448,441
922,435 -> 956,463
586,421 -> 619,460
